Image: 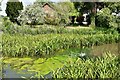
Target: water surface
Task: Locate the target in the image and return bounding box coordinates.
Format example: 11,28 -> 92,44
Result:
2,43 -> 119,78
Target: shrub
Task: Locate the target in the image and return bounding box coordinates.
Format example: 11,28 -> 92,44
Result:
2,18 -> 119,35
17,2 -> 44,25
95,8 -> 118,29
44,12 -> 61,25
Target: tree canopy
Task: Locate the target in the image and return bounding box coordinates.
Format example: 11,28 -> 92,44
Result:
17,2 -> 44,25
0,0 -> 2,11
17,2 -> 76,26
104,2 -> 120,12
5,0 -> 23,22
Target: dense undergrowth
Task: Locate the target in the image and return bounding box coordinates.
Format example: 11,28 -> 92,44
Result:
1,25 -> 118,35
1,18 -> 119,35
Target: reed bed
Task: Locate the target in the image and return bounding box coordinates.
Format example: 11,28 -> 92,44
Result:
2,33 -> 119,57
53,53 -> 120,78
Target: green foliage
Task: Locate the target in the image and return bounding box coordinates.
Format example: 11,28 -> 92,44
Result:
44,10 -> 61,25
117,17 -> 120,32
1,17 -> 17,34
95,8 -> 118,29
5,0 -> 23,22
53,53 -> 120,78
17,2 -> 44,25
72,2 -> 94,14
57,2 -> 77,17
2,18 -> 119,35
0,2 -> 1,11
2,33 -> 119,57
55,2 -> 77,25
104,2 -> 120,12
1,24 -> 117,35
17,2 -> 76,26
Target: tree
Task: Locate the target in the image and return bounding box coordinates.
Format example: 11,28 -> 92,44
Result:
5,0 -> 23,23
0,0 -> 2,11
95,8 -> 118,29
17,2 -> 44,26
0,5 -> 1,11
104,2 -> 120,12
18,2 -> 75,26
71,2 -> 95,15
56,2 -> 76,25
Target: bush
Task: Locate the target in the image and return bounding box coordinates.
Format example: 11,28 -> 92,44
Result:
17,2 -> 44,25
95,8 -> 118,29
1,19 -> 119,35
1,17 -> 119,35
44,12 -> 61,25
17,2 -> 75,26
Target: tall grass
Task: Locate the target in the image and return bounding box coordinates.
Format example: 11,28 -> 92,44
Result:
53,53 -> 120,79
2,33 -> 119,57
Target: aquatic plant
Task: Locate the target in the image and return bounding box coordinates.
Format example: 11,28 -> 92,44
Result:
53,53 -> 120,79
2,33 -> 119,57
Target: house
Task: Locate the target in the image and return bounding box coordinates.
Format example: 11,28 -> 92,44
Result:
42,3 -> 55,15
41,3 -> 60,25
42,3 -> 60,19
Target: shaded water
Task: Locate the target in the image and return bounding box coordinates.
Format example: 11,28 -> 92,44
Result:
2,43 -> 119,79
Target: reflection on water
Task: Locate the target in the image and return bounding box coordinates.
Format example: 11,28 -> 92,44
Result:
91,43 -> 119,56
2,64 -> 36,78
2,43 -> 119,79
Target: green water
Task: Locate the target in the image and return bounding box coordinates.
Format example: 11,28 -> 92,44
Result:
2,48 -> 88,78
2,54 -> 74,78
2,43 -> 119,78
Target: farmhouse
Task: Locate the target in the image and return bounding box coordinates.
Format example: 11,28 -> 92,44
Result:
42,3 -> 92,26
42,3 -> 55,17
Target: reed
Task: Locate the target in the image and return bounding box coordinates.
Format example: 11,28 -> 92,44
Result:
2,33 -> 119,57
53,53 -> 120,78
